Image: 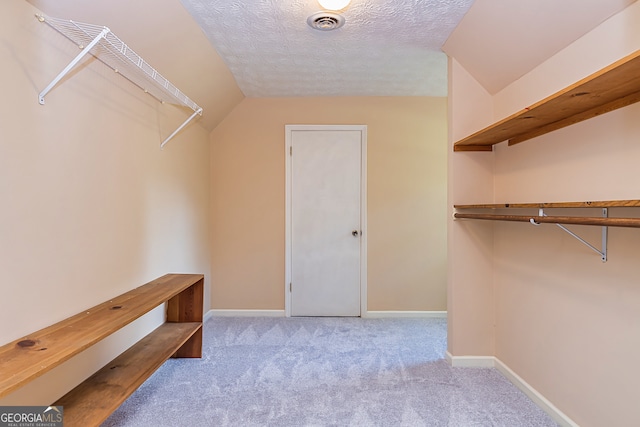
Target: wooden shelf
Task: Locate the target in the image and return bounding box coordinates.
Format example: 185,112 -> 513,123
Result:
453,50 -> 640,152
455,199 -> 640,227
54,322 -> 201,427
0,273 -> 203,399
454,199 -> 640,209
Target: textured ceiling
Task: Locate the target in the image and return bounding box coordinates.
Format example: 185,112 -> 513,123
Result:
180,0 -> 475,97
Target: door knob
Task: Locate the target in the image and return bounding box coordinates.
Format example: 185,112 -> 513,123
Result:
352,230 -> 359,237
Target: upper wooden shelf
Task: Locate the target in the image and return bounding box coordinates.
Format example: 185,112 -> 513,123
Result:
454,199 -> 640,209
453,50 -> 640,152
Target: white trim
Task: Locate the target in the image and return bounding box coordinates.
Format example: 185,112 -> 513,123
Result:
285,127 -> 292,317
359,126 -> 368,318
494,359 -> 579,427
206,309 -> 286,318
365,311 -> 447,318
203,309 -> 215,322
284,125 -> 368,317
446,352 -> 496,368
444,353 -> 578,427
445,350 -> 453,365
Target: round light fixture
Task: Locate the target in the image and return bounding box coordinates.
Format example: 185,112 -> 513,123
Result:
317,0 -> 351,11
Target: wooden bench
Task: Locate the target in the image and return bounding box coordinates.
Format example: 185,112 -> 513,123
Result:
0,273 -> 204,426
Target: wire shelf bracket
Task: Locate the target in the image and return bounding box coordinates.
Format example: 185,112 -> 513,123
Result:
36,14 -> 203,147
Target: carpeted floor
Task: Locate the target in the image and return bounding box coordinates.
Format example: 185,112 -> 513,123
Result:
103,317 -> 558,426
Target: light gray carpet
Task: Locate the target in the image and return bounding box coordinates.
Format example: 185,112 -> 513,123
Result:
103,317 -> 558,426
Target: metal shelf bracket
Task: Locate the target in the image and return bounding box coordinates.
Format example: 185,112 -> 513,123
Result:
531,208 -> 608,262
160,107 -> 203,148
38,25 -> 109,105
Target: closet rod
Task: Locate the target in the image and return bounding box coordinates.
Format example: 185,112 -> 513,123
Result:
453,213 -> 640,228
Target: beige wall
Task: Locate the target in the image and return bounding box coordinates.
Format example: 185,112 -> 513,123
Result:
449,2 -> 640,426
0,0 -> 211,404
210,97 -> 447,312
447,58 -> 496,356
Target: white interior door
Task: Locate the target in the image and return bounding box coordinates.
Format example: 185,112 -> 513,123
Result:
287,126 -> 365,316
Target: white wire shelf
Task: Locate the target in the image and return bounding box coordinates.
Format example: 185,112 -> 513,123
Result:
36,14 -> 203,147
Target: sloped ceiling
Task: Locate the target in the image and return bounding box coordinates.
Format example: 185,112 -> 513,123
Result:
443,0 -> 637,94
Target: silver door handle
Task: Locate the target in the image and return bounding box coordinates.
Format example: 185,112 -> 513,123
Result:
352,230 -> 359,237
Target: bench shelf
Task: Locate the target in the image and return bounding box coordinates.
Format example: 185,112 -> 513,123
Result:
0,273 -> 204,426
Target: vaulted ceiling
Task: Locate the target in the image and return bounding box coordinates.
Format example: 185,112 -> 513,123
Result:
27,0 -> 637,131
443,0 -> 636,94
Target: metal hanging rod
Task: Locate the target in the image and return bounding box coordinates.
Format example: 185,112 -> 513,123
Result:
36,14 -> 203,147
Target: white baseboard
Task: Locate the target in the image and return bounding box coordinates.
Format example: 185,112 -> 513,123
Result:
206,310 -> 445,319
445,351 -> 495,367
364,311 -> 447,318
445,352 -> 578,427
494,359 -> 579,427
206,309 -> 286,318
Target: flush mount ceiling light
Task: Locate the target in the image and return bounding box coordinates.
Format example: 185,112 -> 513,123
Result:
317,0 -> 351,11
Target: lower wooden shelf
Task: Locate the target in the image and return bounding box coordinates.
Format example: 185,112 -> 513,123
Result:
54,322 -> 202,427
454,199 -> 640,261
454,199 -> 640,209
454,199 -> 640,228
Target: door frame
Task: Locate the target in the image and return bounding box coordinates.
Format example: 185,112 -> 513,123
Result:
285,124 -> 368,317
